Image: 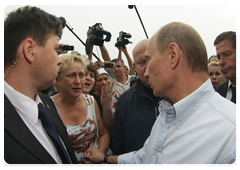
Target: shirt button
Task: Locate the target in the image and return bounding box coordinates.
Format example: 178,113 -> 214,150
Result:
168,125 -> 171,130
154,152 -> 158,156
178,121 -> 181,126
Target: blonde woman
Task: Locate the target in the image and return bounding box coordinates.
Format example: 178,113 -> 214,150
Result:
52,54 -> 110,163
208,61 -> 224,89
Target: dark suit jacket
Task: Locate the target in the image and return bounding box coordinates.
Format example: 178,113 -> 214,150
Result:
4,92 -> 78,164
215,81 -> 228,98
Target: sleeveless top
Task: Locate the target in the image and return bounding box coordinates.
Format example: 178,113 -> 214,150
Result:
52,94 -> 97,163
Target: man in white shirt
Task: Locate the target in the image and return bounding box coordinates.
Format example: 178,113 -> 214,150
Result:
4,6 -> 78,164
84,22 -> 236,164
214,31 -> 236,104
111,58 -> 134,96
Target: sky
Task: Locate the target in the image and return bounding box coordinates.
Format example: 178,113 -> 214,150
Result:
3,2 -> 237,66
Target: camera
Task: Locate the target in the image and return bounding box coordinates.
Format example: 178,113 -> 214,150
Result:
104,62 -> 115,69
85,23 -> 111,54
115,31 -> 132,49
63,45 -> 74,51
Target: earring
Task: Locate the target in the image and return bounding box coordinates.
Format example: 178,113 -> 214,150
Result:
30,50 -> 33,54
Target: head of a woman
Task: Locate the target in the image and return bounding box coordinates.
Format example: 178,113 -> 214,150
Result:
55,54 -> 89,98
208,61 -> 223,88
83,61 -> 99,94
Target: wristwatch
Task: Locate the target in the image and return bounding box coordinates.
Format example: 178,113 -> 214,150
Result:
103,153 -> 110,163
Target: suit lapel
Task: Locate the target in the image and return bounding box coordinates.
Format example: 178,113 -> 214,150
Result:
218,81 -> 228,97
38,93 -> 78,164
4,95 -> 56,164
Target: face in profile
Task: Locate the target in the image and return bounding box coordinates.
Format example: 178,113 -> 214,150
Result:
216,39 -> 236,83
35,34 -> 62,90
144,35 -> 172,97
208,66 -> 223,88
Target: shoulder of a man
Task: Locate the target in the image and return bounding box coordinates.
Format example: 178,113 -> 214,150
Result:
206,91 -> 236,125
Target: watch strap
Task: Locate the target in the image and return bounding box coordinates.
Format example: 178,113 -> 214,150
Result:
103,153 -> 110,163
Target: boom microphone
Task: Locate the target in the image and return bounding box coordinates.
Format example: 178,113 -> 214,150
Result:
59,17 -> 66,28
58,16 -> 100,61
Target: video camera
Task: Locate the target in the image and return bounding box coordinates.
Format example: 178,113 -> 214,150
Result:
115,31 -> 132,49
85,23 -> 111,54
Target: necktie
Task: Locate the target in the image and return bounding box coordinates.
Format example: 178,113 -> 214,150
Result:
38,103 -> 71,164
231,85 -> 236,104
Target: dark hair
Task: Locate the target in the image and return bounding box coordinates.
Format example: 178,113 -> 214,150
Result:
4,6 -> 63,67
214,31 -> 236,49
87,61 -> 99,94
111,58 -> 125,66
208,55 -> 218,63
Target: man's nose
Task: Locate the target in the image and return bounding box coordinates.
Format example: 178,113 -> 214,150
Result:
144,66 -> 149,78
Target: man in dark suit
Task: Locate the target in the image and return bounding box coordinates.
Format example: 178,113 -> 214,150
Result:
4,6 -> 78,164
214,31 -> 236,104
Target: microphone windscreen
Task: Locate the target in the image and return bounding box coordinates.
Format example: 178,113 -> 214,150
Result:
128,5 -> 134,9
59,17 -> 66,28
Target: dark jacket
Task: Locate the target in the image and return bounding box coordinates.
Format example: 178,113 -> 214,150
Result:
112,79 -> 162,155
215,81 -> 228,98
4,92 -> 78,164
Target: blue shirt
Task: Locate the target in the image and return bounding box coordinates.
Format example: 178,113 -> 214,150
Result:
118,79 -> 236,164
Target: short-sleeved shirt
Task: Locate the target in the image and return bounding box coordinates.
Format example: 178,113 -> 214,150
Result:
112,75 -> 134,96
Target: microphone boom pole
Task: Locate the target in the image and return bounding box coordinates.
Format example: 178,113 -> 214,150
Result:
129,5 -> 149,39
60,17 -> 100,61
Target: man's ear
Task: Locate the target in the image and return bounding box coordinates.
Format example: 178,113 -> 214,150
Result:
23,38 -> 35,63
168,43 -> 180,69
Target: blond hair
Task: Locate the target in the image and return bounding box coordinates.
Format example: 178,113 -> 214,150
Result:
208,61 -> 220,68
55,54 -> 90,91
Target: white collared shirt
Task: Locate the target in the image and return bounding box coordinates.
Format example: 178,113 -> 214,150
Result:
226,80 -> 235,101
118,79 -> 236,164
4,81 -> 62,163
112,75 -> 134,96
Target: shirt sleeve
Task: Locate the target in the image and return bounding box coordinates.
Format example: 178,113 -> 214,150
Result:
118,137 -> 149,164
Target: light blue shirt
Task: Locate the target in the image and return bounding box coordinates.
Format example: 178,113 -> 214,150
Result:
118,79 -> 236,164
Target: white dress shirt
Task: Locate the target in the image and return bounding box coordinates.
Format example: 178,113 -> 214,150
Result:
118,79 -> 236,164
4,81 -> 62,164
226,80 -> 234,101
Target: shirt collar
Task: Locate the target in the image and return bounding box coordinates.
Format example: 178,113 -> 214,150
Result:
4,81 -> 42,124
113,75 -> 133,85
159,79 -> 215,129
228,80 -> 235,88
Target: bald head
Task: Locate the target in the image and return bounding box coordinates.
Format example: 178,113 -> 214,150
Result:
132,39 -> 150,87
132,39 -> 149,60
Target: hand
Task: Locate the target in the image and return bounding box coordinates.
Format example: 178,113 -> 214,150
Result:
101,82 -> 114,107
84,147 -> 105,163
104,61 -> 114,72
57,44 -> 69,55
122,46 -> 128,53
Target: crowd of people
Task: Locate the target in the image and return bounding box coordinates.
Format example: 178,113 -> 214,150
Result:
4,6 -> 236,164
